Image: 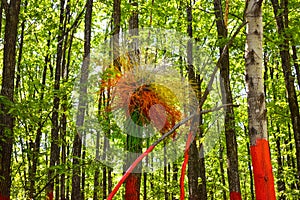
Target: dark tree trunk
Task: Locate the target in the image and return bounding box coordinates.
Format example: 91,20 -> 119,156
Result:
113,0 -> 121,70
172,163 -> 178,200
0,0 -> 21,199
61,15 -> 73,199
125,133 -> 142,200
219,144 -> 227,200
186,1 -> 206,199
213,0 -> 241,199
271,0 -> 300,186
102,135 -> 107,199
47,1 -> 66,199
71,0 -> 93,199
246,141 -> 254,200
15,0 -> 26,93
124,1 -> 142,200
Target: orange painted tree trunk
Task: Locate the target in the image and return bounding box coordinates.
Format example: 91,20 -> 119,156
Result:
245,0 -> 276,199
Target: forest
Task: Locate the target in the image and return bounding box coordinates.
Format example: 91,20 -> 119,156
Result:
0,0 -> 300,199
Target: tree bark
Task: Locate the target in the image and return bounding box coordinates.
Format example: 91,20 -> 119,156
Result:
124,1 -> 142,200
113,0 -> 121,70
186,1 -> 206,199
47,1 -> 66,199
245,1 -> 276,199
0,0 -> 21,199
213,0 -> 241,199
71,0 -> 93,199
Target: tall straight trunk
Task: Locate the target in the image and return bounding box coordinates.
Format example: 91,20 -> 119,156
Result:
186,1 -> 205,199
113,0 -> 121,70
102,131 -> 107,199
61,21 -> 73,200
107,0 -> 120,192
47,1 -> 65,199
172,163 -> 178,200
71,0 -> 93,199
15,0 -> 26,93
124,1 -> 142,200
219,144 -> 227,200
271,0 -> 300,185
0,0 -> 21,199
213,0 -> 241,199
245,1 -> 276,199
246,142 -> 254,200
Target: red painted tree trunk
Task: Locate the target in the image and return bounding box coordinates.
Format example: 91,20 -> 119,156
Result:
245,1 -> 276,200
250,139 -> 275,199
125,174 -> 141,200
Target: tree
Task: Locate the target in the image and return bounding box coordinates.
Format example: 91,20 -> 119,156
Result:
71,0 -> 93,199
271,0 -> 300,188
0,0 -> 21,199
47,1 -> 66,199
186,0 -> 207,199
214,0 -> 241,199
245,0 -> 276,199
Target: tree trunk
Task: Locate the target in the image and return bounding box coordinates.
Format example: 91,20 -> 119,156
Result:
0,0 -> 21,199
213,0 -> 241,199
113,0 -> 121,70
47,1 -> 66,199
245,1 -> 276,199
219,144 -> 227,200
124,1 -> 142,200
271,0 -> 300,186
186,1 -> 200,199
71,0 -> 93,199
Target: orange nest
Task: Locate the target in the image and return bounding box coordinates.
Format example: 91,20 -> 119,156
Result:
128,84 -> 181,135
100,65 -> 181,136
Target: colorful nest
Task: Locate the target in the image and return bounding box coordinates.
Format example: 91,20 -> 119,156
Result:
100,59 -> 182,137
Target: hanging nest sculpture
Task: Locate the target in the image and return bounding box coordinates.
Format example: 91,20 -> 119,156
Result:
100,55 -> 182,137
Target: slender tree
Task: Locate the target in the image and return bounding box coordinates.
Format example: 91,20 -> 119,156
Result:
245,0 -> 276,199
71,0 -> 93,199
0,0 -> 21,199
186,0 -> 205,199
124,1 -> 142,200
47,1 -> 66,199
271,0 -> 300,186
214,0 -> 241,199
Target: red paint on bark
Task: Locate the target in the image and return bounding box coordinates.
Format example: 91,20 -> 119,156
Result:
46,191 -> 53,200
108,145 -> 155,199
125,174 -> 139,200
230,191 -> 242,200
0,195 -> 10,200
250,139 -> 276,200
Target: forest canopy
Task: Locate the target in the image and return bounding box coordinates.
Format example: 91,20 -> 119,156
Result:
0,0 -> 300,199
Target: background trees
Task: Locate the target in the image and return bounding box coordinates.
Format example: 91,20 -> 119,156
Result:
0,0 -> 300,199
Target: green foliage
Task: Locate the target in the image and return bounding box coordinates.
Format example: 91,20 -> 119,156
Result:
1,0 -> 300,199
